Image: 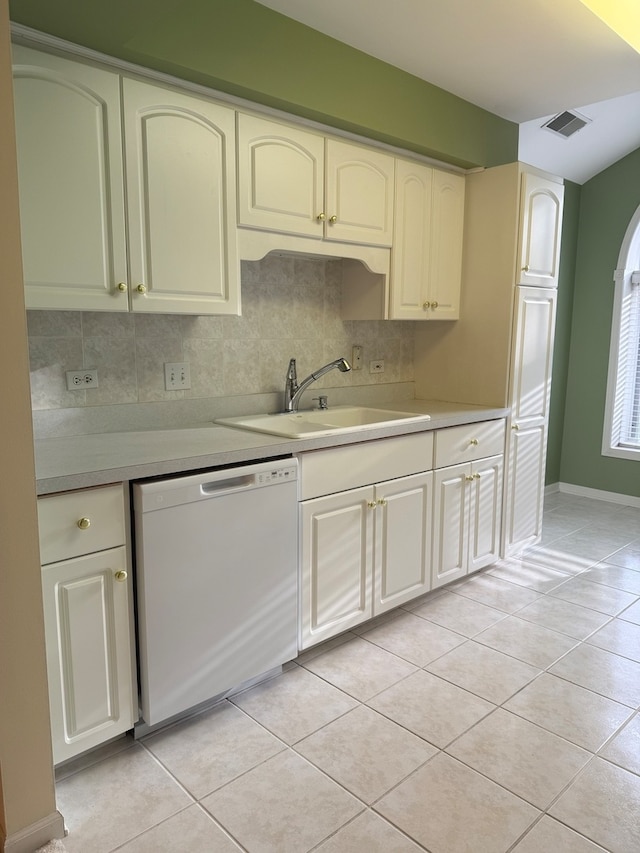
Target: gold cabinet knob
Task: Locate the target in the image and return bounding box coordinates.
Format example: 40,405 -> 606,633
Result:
474,472 -> 481,479
469,438 -> 479,446
136,284 -> 147,294
522,264 -> 530,273
367,500 -> 377,509
77,517 -> 91,530
423,302 -> 431,310
317,212 -> 326,221
114,570 -> 128,582
329,215 -> 338,223
512,423 -> 520,431
465,474 -> 475,482
117,282 -> 128,292
431,301 -> 438,309
377,498 -> 387,506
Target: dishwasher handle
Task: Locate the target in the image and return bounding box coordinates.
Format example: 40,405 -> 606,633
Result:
200,474 -> 255,495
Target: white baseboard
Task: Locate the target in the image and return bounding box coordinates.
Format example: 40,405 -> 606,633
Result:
552,481 -> 640,508
2,811 -> 65,853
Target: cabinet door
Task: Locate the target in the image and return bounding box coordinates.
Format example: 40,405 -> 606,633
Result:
123,78 -> 240,314
12,45 -> 128,311
469,455 -> 503,572
516,172 -> 564,288
325,139 -> 394,246
300,487 -> 373,649
503,287 -> 556,555
374,472 -> 432,614
432,463 -> 469,589
390,159 -> 433,319
237,113 -> 325,238
428,170 -> 465,319
41,547 -> 136,764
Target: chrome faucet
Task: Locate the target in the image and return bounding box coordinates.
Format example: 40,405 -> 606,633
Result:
283,357 -> 351,412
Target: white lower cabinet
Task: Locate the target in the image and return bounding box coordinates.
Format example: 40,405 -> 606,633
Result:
432,455 -> 503,589
37,485 -> 137,764
300,472 -> 432,649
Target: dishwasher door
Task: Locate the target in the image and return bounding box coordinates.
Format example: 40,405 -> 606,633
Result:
133,458 -> 298,727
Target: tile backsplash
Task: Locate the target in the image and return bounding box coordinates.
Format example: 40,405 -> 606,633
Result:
28,255 -> 416,414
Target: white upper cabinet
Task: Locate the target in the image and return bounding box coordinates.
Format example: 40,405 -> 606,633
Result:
12,46 -> 240,314
390,159 -> 464,320
122,79 -> 239,314
12,45 -> 128,312
237,113 -> 394,247
516,171 -> 564,288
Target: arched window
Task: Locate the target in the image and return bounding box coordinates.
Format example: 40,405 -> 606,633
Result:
602,205 -> 640,459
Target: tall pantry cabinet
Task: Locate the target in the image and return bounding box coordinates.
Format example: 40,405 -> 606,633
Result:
414,162 -> 564,556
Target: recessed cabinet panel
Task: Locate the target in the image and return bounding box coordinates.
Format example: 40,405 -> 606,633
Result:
123,79 -> 239,314
374,472 -> 432,613
42,547 -> 135,764
300,487 -> 373,648
13,45 -> 128,311
504,423 -> 546,553
511,288 -> 557,424
432,463 -> 468,588
469,456 -> 503,572
237,114 -> 324,237
517,172 -> 564,287
429,170 -> 465,319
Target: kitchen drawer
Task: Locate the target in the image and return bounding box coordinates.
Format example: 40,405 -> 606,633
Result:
434,419 -> 505,468
298,432 -> 434,500
38,484 -> 126,565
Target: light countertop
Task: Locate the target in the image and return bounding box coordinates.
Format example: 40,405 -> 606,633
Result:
34,400 -> 509,495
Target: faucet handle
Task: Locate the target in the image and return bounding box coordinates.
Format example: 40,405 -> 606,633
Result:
312,395 -> 328,410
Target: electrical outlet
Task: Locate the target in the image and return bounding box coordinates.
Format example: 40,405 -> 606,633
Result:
351,345 -> 363,370
164,362 -> 191,390
66,369 -> 98,390
369,360 -> 385,374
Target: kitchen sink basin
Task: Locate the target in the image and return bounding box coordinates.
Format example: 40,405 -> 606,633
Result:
216,406 -> 431,438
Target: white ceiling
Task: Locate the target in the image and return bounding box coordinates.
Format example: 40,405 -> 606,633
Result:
255,0 -> 640,183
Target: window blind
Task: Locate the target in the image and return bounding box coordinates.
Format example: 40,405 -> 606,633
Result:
620,272 -> 640,447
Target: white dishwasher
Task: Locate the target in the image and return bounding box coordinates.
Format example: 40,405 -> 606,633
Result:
133,458 -> 298,727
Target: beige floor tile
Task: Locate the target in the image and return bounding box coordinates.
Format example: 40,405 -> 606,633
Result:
447,572 -> 542,613
411,590 -> 506,636
475,615 -> 578,668
425,640 -> 540,704
201,749 -> 363,853
296,705 -> 436,803
115,805 -> 241,852
550,576 -> 638,615
549,757 -> 640,853
300,636 -> 417,701
504,673 -> 633,752
375,752 -> 539,853
549,643 -> 640,707
359,610 -> 465,666
56,743 -> 192,852
447,709 -> 591,809
294,631 -> 357,664
600,714 -> 640,775
487,559 -> 572,592
604,541 -> 640,571
512,816 -> 608,852
586,617 -> 640,662
368,669 -> 494,747
230,665 -> 358,744
581,562 -> 640,595
545,527 -> 637,563
515,596 -> 611,640
521,543 -> 598,575
619,598 -> 640,625
314,810 -> 423,852
143,701 -> 284,799
55,733 -> 136,782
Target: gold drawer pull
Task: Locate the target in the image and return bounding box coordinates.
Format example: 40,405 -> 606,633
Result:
512,424 -> 520,431
377,498 -> 387,507
114,570 -> 128,582
367,500 -> 377,509
77,517 -> 91,530
469,438 -> 479,446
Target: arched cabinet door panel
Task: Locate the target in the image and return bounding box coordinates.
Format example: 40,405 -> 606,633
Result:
12,45 -> 128,311
517,172 -> 564,287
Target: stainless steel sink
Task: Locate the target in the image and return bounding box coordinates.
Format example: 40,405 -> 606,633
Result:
216,406 -> 431,438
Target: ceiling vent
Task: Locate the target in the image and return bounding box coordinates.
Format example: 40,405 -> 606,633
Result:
543,110 -> 591,138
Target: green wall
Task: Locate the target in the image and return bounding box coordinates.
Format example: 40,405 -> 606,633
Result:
9,0 -> 517,168
546,180 -> 581,485
559,147 -> 640,497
